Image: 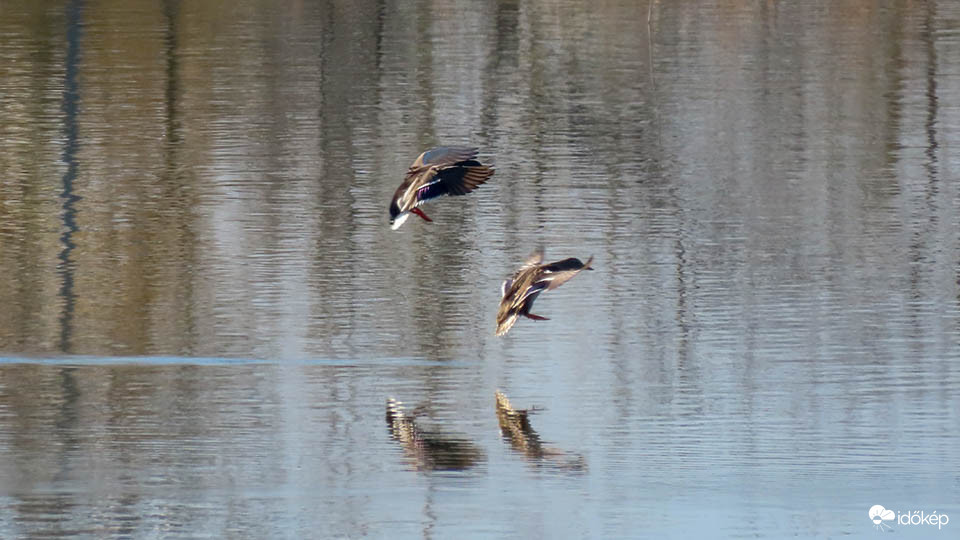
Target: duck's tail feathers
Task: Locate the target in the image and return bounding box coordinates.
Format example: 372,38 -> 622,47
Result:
495,313 -> 519,337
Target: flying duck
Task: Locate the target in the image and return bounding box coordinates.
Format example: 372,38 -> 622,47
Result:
495,249 -> 594,336
389,146 -> 494,230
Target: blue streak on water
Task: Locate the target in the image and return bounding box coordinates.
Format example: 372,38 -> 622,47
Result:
57,0 -> 84,354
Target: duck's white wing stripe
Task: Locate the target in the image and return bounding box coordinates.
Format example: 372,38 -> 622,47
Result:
518,284 -> 546,303
538,268 -> 587,291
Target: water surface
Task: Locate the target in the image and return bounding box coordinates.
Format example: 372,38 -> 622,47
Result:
1,0 -> 959,538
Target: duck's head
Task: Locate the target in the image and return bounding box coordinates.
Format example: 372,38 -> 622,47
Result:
389,200 -> 408,230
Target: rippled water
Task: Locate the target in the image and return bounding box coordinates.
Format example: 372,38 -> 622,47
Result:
1,0 -> 959,538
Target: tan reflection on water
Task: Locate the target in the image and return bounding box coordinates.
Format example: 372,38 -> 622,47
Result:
386,397 -> 485,472
495,390 -> 585,472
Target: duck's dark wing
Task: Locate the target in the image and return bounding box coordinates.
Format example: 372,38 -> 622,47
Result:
414,162 -> 492,202
537,256 -> 594,291
437,162 -> 493,196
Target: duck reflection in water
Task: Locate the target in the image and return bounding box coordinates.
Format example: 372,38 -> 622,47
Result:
495,391 -> 586,472
386,398 -> 485,472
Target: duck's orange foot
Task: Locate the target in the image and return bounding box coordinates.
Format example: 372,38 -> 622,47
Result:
411,207 -> 433,222
524,313 -> 550,321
